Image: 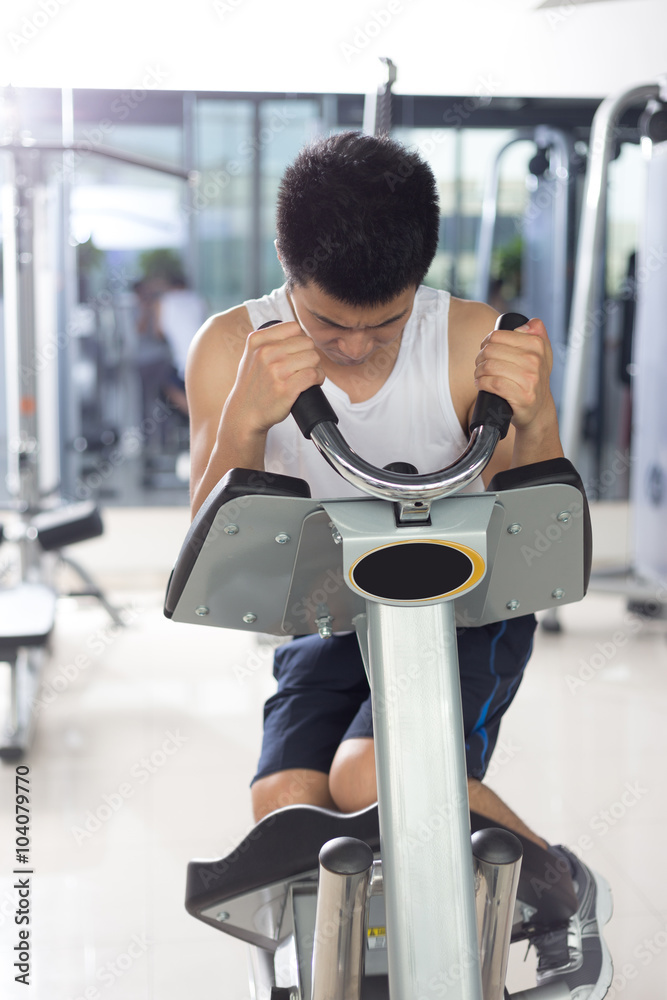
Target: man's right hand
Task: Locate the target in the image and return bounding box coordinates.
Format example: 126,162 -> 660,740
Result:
226,320 -> 326,433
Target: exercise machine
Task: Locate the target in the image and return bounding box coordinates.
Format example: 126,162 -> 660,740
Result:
165,314 -> 593,998
0,96 -> 196,757
556,76 -> 667,616
475,126 -> 579,413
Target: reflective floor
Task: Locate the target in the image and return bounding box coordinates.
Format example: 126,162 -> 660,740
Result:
0,504 -> 666,999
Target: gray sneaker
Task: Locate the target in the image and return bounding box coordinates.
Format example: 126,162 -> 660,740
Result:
528,847 -> 613,999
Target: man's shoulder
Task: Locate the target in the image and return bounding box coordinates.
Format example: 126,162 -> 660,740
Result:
446,298 -> 500,420
185,304 -> 254,405
448,296 -> 499,339
190,303 -> 253,363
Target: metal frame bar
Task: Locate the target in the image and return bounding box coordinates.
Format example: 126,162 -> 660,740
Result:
558,81 -> 661,466
364,600 -> 483,1000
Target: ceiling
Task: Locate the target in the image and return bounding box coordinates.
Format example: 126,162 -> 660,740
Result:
0,0 -> 664,99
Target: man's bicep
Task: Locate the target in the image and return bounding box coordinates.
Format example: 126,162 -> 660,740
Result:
186,321 -> 241,494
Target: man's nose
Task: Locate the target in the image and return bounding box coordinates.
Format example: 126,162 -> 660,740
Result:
339,331 -> 370,358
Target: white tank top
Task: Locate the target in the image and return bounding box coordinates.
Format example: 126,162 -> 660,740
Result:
243,284 -> 482,499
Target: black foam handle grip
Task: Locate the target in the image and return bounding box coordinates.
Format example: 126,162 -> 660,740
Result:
255,320 -> 338,439
291,385 -> 339,439
468,312 -> 529,440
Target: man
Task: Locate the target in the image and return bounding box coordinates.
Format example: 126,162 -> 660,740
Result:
186,131 -> 612,998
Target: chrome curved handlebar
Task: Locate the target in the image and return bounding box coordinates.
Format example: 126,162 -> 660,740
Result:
310,421 -> 500,503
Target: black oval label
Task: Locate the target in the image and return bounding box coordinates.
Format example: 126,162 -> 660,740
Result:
350,541 -> 483,602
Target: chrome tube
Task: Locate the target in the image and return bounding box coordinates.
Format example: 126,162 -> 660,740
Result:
474,130 -> 535,303
472,829 -> 523,1000
310,837 -> 374,1000
310,422 -> 499,502
366,601 -> 483,1000
559,81 -> 661,465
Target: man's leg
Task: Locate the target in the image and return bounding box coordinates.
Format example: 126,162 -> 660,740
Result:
251,631 -> 371,822
328,736 -> 548,847
251,768 -> 336,822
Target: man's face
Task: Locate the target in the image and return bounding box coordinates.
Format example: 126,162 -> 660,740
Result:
288,281 -> 417,367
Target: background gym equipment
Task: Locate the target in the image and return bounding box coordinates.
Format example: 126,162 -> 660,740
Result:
474,126 -> 579,411
552,76 -> 667,619
0,126 -> 191,759
165,315 -> 592,998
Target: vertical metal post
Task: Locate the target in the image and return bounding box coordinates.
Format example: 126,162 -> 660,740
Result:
250,100 -> 262,299
559,82 -> 660,467
472,828 -> 523,1000
58,87 -> 79,500
366,600 -> 483,1000
182,91 -> 199,289
474,130 -> 533,303
310,837 -> 374,1000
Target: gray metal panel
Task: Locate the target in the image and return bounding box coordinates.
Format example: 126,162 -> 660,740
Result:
171,495 -> 322,633
322,493 -> 495,609
463,483 -> 585,625
284,508 -> 365,634
171,484 -> 585,635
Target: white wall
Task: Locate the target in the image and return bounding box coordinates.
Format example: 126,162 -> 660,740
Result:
0,0 -> 665,99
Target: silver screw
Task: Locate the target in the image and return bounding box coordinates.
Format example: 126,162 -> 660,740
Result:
506,600 -> 520,612
557,511 -> 571,524
195,606 -> 209,617
216,910 -> 230,922
552,588 -> 565,600
507,523 -> 522,535
242,612 -> 257,624
331,527 -> 343,545
315,615 -> 334,639
275,533 -> 290,544
224,524 -> 239,535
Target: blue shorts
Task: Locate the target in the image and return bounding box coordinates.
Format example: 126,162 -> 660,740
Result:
253,614 -> 536,784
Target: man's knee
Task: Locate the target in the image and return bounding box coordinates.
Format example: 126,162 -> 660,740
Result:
251,768 -> 335,821
329,738 -> 377,814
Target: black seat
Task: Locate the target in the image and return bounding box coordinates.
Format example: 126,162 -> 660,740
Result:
186,802 -> 381,921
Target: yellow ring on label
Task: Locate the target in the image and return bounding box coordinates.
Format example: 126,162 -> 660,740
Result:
349,538 -> 486,602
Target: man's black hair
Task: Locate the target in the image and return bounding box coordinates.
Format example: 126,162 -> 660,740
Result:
275,131 -> 440,306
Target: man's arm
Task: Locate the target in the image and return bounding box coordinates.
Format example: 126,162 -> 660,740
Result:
186,306 -> 324,519
471,315 -> 563,484
448,299 -> 563,486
